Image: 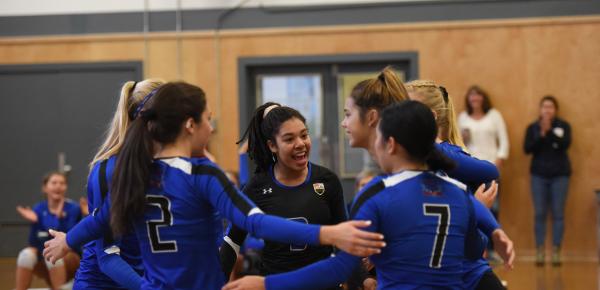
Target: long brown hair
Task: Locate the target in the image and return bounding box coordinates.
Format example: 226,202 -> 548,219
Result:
464,85 -> 493,115
110,82 -> 207,236
350,66 -> 408,119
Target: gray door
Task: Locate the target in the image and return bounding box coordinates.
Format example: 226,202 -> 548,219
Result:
0,62 -> 142,256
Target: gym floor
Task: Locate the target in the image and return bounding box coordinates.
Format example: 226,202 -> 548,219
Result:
0,258 -> 597,290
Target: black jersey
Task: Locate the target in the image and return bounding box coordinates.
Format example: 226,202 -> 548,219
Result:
220,162 -> 347,276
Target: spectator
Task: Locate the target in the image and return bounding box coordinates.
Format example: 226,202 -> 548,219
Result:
15,172 -> 82,290
524,95 -> 571,266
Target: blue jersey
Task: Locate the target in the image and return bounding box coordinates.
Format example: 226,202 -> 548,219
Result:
135,157 -> 323,290
436,142 -> 498,189
265,171 -> 477,290
74,156 -> 143,290
29,199 -> 81,255
437,142 -> 498,288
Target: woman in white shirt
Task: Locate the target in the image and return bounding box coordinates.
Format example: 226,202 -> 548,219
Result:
459,86 -> 508,259
458,85 -> 509,169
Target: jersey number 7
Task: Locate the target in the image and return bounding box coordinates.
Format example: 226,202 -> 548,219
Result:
423,203 -> 450,269
146,195 -> 178,253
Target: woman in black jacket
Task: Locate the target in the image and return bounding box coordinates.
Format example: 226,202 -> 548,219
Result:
524,95 -> 571,267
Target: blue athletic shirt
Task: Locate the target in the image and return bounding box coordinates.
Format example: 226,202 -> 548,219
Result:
264,170 -> 478,290
29,198 -> 81,256
74,155 -> 143,290
437,142 -> 499,289
134,157 -> 323,289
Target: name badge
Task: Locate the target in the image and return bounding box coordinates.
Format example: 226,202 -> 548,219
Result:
553,127 -> 564,138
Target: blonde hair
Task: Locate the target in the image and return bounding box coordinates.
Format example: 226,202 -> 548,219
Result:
90,78 -> 165,167
351,66 -> 409,118
405,80 -> 466,150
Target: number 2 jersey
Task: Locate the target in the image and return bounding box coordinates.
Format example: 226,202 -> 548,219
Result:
135,157 -> 324,290
264,170 -> 480,290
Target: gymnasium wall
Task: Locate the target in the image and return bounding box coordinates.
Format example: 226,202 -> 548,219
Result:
0,15 -> 598,258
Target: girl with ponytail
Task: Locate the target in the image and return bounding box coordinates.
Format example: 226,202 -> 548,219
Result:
220,102 -> 348,289
45,82 -> 384,290
43,79 -> 165,290
406,80 -> 513,290
343,70 -> 512,290
224,101 -> 484,290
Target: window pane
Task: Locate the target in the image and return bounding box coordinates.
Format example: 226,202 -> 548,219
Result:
257,74 -> 323,165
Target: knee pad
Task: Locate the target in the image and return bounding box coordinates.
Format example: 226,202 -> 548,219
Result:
17,248 -> 38,269
45,257 -> 64,269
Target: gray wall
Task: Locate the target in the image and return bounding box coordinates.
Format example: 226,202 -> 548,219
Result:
0,0 -> 599,37
0,62 -> 142,257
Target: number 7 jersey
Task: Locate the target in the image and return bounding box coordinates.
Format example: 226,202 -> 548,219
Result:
264,170 -> 478,290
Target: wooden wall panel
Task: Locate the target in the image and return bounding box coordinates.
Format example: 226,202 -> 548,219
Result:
1,16 -> 598,257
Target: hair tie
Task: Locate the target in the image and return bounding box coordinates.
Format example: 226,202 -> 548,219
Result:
439,86 -> 449,104
133,89 -> 158,119
262,104 -> 280,118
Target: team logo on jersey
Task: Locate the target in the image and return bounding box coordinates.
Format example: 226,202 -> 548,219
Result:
262,188 -> 273,195
313,183 -> 325,196
421,176 -> 442,197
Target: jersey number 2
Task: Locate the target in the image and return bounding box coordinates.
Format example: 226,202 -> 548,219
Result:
423,204 -> 450,268
146,195 -> 178,253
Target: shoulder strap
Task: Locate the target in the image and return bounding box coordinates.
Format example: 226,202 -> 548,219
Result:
99,159 -> 109,202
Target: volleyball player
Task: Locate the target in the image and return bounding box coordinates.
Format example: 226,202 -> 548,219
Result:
15,172 -> 81,290
339,69 -> 514,289
70,79 -> 164,290
406,79 -> 512,290
223,100 -> 483,290
44,82 -> 384,289
220,103 -> 347,289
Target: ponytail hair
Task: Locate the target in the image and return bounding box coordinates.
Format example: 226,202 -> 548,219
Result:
110,82 -> 206,237
379,100 -> 455,172
350,66 -> 408,119
239,102 -> 306,173
91,79 -> 165,168
405,80 -> 467,150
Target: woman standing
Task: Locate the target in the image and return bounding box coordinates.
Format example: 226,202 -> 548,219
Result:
458,85 -> 510,170
524,95 -> 571,266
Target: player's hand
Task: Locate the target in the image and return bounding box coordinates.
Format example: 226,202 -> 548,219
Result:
79,197 -> 89,216
492,229 -> 515,270
222,276 -> 265,290
320,220 -> 385,257
43,229 -> 71,264
16,206 -> 38,223
474,181 -> 498,209
363,277 -> 377,290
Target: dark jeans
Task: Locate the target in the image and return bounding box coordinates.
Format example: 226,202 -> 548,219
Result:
530,174 -> 569,247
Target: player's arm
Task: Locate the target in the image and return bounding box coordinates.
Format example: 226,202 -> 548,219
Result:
470,194 -> 500,239
220,224 -> 249,278
43,195 -> 112,264
95,237 -> 142,290
436,143 -> 499,184
197,166 -> 384,257
66,197 -> 111,248
223,199 -> 380,290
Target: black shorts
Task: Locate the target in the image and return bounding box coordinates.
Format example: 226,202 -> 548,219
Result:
475,269 -> 505,290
